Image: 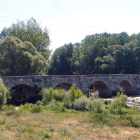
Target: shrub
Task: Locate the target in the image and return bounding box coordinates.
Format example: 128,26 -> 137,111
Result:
2,105 -> 15,110
63,91 -> 71,109
52,106 -> 66,112
39,87 -> 54,105
90,91 -> 99,99
31,106 -> 42,113
73,96 -> 89,111
49,100 -> 56,110
53,89 -> 65,101
86,100 -> 94,114
70,84 -> 77,103
36,100 -> 42,106
93,99 -> 104,113
19,103 -> 35,111
76,89 -> 84,99
0,77 -> 10,110
86,98 -> 104,114
110,92 -> 127,114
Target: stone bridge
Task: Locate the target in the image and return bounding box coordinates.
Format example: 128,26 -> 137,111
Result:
1,74 -> 140,100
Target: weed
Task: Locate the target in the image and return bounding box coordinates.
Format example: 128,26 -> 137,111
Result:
42,131 -> 52,138
59,125 -> 71,137
31,106 -> 42,113
49,124 -> 55,132
5,125 -> 11,131
17,127 -> 34,134
6,110 -> 20,117
2,105 -> 15,110
0,118 -> 5,125
111,127 -> 119,134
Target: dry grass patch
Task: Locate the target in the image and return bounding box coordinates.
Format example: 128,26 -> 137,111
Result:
1,130 -> 15,139
61,118 -> 79,126
20,116 -> 34,121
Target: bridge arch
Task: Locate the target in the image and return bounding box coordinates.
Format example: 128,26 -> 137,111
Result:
119,80 -> 132,95
89,81 -> 111,97
10,84 -> 36,102
54,82 -> 72,91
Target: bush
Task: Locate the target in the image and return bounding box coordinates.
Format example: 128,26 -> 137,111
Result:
70,84 -> 77,103
73,96 -> 89,111
53,89 -> 65,101
52,106 -> 66,112
19,103 -> 35,111
110,92 -> 127,114
93,99 -> 104,113
86,100 -> 94,114
31,106 -> 42,113
39,87 -> 54,105
0,77 -> 10,110
86,98 -> 104,114
90,91 -> 99,99
49,100 -> 56,110
70,84 -> 84,104
63,91 -> 71,109
36,100 -> 42,106
76,89 -> 84,99
2,105 -> 15,110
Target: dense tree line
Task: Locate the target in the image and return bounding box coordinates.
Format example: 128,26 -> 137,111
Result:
1,18 -> 140,76
49,32 -> 140,75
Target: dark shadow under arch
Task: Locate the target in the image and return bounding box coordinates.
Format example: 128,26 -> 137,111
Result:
8,84 -> 36,106
54,83 -> 72,91
89,81 -> 110,97
119,80 -> 132,95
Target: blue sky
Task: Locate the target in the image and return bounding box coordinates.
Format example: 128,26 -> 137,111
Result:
0,0 -> 140,52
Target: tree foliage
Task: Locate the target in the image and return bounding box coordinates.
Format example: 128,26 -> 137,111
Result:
49,32 -> 140,75
3,18 -> 51,60
0,36 -> 48,76
49,43 -> 74,75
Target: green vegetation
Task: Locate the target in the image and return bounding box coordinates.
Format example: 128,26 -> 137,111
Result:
0,82 -> 139,139
1,19 -> 140,76
0,36 -> 48,76
0,77 -> 10,109
49,32 -> 140,75
0,18 -> 50,76
0,18 -> 140,139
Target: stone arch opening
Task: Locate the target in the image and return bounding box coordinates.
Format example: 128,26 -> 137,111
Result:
54,83 -> 72,91
8,84 -> 36,106
89,81 -> 110,97
119,80 -> 132,95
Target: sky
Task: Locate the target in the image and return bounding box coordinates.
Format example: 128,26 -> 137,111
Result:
0,0 -> 140,53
